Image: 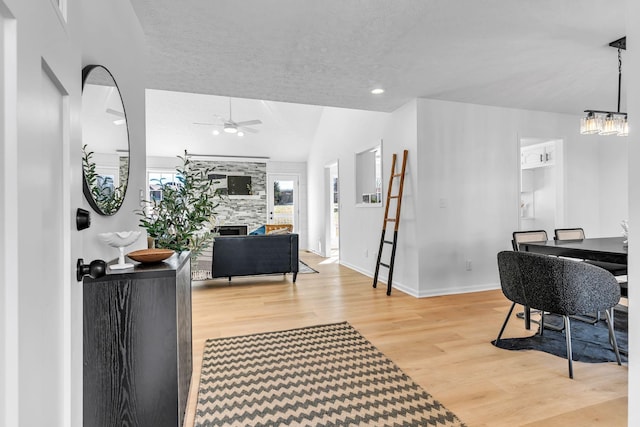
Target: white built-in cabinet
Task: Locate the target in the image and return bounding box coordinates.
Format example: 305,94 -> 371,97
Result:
521,141 -> 555,169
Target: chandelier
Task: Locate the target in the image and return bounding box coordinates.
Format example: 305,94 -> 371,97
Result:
580,37 -> 628,137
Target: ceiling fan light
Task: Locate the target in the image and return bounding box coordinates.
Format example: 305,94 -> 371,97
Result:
223,124 -> 237,134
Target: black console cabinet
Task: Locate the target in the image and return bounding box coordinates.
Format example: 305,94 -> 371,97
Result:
83,252 -> 192,427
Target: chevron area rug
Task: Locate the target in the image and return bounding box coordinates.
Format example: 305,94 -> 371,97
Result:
194,322 -> 465,426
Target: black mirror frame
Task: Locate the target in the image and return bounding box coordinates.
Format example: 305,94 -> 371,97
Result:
81,64 -> 131,216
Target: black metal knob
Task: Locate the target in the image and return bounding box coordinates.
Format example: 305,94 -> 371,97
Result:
76,258 -> 106,281
76,208 -> 91,231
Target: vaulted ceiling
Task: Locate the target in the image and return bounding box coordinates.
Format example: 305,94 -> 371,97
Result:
130,0 -> 626,159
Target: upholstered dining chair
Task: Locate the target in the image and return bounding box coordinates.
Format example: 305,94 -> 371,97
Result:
512,230 -> 548,251
553,227 -> 586,241
511,230 -> 549,329
495,250 -> 622,379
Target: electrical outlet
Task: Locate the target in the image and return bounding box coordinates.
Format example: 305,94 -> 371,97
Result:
465,260 -> 472,271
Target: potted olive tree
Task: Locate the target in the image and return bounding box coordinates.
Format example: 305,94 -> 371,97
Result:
137,152 -> 220,264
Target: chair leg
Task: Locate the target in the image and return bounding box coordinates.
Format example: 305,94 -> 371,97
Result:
515,306 -> 534,329
604,308 -> 622,366
540,311 -> 565,332
563,315 -> 573,379
570,313 -> 599,325
496,302 -> 516,345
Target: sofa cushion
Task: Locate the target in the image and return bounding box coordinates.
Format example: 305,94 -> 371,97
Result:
249,225 -> 266,235
267,227 -> 290,235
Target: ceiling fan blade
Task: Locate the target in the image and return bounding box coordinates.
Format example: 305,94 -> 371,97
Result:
106,108 -> 124,117
192,122 -> 221,126
234,119 -> 262,127
239,126 -> 259,134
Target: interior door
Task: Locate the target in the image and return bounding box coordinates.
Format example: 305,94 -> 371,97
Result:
267,174 -> 299,230
19,63 -> 68,426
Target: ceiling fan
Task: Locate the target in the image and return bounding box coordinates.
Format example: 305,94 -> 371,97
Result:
193,98 -> 262,136
106,108 -> 125,125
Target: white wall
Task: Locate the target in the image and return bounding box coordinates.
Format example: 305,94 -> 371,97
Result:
597,138 -> 629,236
562,135 -> 628,237
626,0 -> 638,422
306,101 -> 419,294
0,1 -> 145,426
306,106 -> 390,265
306,97 -> 628,298
414,98 -> 628,297
79,1 -> 147,260
380,101 -> 419,295
563,136 -> 601,232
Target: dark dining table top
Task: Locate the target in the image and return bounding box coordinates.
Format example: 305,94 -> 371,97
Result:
521,236 -> 627,265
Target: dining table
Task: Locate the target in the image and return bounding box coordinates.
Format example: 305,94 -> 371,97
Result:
518,236 -> 627,330
520,236 -> 627,265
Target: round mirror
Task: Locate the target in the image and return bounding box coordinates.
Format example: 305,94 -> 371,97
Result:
81,65 -> 130,216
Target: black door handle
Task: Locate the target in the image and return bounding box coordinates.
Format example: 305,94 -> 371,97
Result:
76,258 -> 106,281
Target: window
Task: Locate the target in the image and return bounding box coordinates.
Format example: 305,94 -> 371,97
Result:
355,144 -> 383,206
148,171 -> 182,202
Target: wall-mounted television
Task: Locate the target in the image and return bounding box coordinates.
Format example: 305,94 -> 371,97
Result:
209,173 -> 251,195
228,175 -> 251,195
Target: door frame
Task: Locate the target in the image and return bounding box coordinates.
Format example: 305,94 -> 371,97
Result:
517,136 -> 565,231
1,5 -> 18,425
324,161 -> 339,258
267,173 -> 300,231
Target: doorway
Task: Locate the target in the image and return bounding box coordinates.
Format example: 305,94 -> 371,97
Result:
267,174 -> 299,230
326,162 -> 339,259
518,137 -> 564,233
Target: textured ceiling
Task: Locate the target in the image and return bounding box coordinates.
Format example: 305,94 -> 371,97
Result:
130,0 -> 627,114
129,1 -> 627,160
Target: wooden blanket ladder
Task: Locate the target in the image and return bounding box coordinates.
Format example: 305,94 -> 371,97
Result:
373,149 -> 408,295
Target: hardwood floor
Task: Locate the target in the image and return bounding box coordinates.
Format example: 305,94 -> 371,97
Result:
185,252 -> 628,426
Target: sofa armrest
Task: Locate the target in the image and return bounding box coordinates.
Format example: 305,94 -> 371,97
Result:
290,233 -> 299,272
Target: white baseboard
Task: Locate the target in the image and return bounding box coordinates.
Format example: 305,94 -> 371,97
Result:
338,260 -> 499,298
413,282 -> 501,298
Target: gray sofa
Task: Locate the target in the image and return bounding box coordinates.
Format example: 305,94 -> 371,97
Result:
211,234 -> 299,282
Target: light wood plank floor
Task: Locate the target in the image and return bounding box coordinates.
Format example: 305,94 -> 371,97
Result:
184,252 -> 628,426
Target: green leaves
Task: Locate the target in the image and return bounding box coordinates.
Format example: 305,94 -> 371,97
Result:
82,144 -> 126,215
137,151 -> 220,255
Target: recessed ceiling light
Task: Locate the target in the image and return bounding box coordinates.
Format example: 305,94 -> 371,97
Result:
212,129 -> 220,136
371,88 -> 385,95
237,131 -> 245,137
